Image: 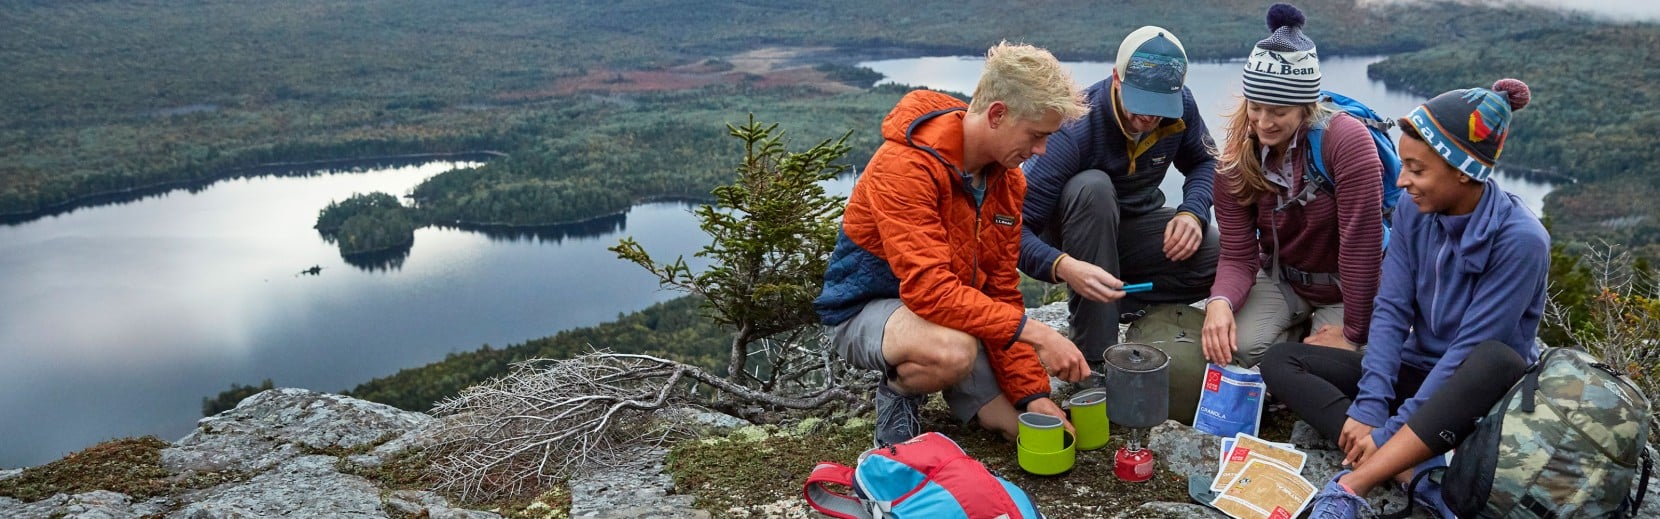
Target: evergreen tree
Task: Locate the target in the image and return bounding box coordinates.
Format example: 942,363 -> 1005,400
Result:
611,115 -> 850,387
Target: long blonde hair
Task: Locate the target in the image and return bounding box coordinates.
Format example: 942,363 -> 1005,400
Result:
1216,97 -> 1331,206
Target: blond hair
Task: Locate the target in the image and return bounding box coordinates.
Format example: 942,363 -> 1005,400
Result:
1216,97 -> 1332,205
968,41 -> 1088,122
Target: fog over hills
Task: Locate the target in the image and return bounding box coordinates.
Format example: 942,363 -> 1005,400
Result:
1362,0 -> 1660,21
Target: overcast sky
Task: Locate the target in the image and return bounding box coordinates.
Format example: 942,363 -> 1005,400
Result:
1361,0 -> 1660,21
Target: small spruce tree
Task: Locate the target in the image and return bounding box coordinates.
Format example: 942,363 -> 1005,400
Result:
611,115 -> 851,389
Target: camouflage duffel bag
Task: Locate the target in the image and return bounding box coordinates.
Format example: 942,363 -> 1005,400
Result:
1439,347 -> 1653,518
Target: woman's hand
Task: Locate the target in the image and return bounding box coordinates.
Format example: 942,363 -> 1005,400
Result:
1201,299 -> 1237,365
1339,418 -> 1377,467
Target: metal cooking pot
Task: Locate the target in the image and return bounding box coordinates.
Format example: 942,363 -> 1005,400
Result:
1100,342 -> 1170,430
1124,304 -> 1209,426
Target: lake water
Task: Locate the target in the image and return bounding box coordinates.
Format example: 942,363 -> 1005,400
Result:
0,55 -> 1553,468
0,162 -> 751,467
860,55 -> 1555,215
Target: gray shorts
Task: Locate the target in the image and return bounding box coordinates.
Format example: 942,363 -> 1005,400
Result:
829,298 -> 1002,423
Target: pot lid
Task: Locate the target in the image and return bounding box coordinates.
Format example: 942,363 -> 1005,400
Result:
1102,342 -> 1169,373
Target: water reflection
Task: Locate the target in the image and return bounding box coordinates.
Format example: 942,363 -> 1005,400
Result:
434,202 -> 700,243
0,152 -> 502,226
341,247 -> 411,271
439,200 -> 707,245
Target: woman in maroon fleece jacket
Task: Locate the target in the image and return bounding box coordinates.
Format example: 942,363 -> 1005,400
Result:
1199,3 -> 1384,367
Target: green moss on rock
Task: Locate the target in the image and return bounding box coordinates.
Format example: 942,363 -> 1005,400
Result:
0,436 -> 242,503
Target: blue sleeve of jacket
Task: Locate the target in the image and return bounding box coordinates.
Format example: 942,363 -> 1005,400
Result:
1019,117 -> 1093,282
1173,91 -> 1218,227
1347,207 -> 1418,428
1370,228 -> 1550,446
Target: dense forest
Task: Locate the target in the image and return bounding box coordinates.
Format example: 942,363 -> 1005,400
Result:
405,86 -> 901,226
1,0 -> 1581,222
1369,24 -> 1660,259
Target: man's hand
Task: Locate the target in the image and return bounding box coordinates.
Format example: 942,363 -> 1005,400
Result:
1339,418 -> 1377,467
1201,299 -> 1237,365
1023,322 -> 1089,383
1033,338 -> 1089,383
1163,213 -> 1203,261
1025,397 -> 1075,435
1055,255 -> 1124,304
1304,324 -> 1358,351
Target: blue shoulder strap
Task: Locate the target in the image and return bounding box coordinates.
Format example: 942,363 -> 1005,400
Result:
1304,91 -> 1396,250
1306,125 -> 1335,192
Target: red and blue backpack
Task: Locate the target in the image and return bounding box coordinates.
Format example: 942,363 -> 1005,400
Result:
803,432 -> 1044,518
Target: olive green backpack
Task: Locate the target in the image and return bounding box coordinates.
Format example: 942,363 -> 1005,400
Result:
1124,304 -> 1207,426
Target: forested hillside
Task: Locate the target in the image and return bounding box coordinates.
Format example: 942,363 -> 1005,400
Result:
1,0 -> 1579,221
1369,24 -> 1660,259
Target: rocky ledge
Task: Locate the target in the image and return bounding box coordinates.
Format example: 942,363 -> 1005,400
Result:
1,303 -> 1654,518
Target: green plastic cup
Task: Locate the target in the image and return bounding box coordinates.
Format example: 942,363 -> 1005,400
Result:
1017,412 -> 1065,453
1068,388 -> 1110,451
1017,430 -> 1076,475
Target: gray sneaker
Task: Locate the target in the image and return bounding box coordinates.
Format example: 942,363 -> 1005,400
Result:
874,383 -> 925,447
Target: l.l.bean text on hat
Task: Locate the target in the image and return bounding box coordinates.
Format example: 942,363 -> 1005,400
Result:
1246,61 -> 1316,76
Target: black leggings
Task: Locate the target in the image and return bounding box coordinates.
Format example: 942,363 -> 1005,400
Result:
1259,340 -> 1528,453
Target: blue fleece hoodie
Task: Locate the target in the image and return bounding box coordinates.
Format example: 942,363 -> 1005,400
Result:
1347,178 -> 1549,446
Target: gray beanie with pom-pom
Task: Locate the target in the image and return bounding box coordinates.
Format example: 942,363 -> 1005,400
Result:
1243,3 -> 1321,106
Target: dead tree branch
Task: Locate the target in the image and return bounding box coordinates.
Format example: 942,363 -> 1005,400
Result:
427,351 -> 864,501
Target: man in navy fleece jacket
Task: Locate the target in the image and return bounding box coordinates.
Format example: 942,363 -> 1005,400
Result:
1018,26 -> 1219,362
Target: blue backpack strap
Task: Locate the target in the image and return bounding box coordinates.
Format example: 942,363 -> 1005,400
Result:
1306,91 -> 1399,250
1305,124 -> 1336,195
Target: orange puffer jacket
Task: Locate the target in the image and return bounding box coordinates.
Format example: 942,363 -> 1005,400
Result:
815,89 -> 1051,408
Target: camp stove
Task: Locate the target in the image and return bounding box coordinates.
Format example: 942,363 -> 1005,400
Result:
1100,342 -> 1170,483
1113,429 -> 1156,482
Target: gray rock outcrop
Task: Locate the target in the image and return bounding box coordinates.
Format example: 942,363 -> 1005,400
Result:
163,388 -> 431,474
568,444 -> 709,519
0,387 -> 735,519
0,388 -> 492,519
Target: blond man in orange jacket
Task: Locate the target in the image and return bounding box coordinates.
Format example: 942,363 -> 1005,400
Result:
815,42 -> 1091,446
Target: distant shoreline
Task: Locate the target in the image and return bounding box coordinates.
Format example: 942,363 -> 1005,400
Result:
0,151 -> 504,226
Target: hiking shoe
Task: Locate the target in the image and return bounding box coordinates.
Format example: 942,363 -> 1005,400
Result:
874,383 -> 925,447
1307,471 -> 1372,519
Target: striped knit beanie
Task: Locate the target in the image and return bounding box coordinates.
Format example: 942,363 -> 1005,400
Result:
1243,3 -> 1321,106
1403,79 -> 1532,181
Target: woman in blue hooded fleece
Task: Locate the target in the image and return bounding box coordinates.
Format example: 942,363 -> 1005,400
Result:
1260,78 -> 1547,519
